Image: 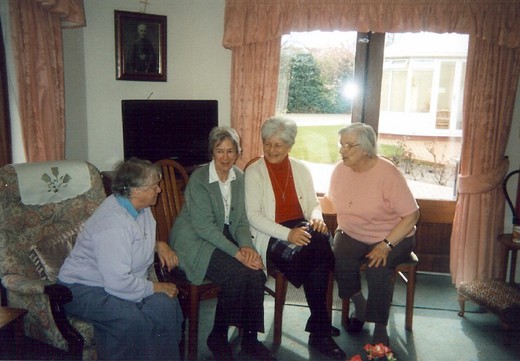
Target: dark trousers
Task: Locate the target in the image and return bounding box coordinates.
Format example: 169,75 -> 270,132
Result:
268,219 -> 335,336
333,230 -> 415,325
205,247 -> 267,332
61,283 -> 183,360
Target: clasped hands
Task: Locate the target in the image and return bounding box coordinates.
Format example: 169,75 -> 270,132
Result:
287,218 -> 328,246
236,247 -> 264,270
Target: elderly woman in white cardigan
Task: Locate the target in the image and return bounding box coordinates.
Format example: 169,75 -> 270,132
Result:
245,116 -> 346,360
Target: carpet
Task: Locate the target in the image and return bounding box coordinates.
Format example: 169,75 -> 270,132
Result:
273,272 -> 483,313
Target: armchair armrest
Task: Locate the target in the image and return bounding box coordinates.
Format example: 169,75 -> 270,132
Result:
1,273 -> 51,294
44,284 -> 84,360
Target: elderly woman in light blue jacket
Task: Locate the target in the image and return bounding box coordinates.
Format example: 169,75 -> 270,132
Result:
58,158 -> 183,361
170,127 -> 274,361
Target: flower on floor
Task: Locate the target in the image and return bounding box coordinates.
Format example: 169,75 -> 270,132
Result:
348,343 -> 397,361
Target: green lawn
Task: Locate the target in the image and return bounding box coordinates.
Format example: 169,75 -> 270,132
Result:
292,124 -> 396,163
291,125 -> 343,163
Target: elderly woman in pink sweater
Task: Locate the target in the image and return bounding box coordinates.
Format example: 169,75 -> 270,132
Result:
327,123 -> 420,346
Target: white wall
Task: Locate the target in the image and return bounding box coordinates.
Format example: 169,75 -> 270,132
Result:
63,0 -> 231,171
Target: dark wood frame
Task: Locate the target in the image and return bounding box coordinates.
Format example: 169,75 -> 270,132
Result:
115,10 -> 167,82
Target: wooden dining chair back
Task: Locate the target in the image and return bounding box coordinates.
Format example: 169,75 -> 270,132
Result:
151,159 -> 221,361
151,159 -> 189,243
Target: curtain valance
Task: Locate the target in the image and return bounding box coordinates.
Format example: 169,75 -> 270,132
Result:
223,0 -> 520,49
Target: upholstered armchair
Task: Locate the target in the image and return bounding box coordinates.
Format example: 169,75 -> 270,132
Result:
0,161 -> 106,359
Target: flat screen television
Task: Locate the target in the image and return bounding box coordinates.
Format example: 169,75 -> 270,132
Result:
121,99 -> 218,167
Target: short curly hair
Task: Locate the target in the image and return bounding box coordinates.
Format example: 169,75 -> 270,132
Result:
111,158 -> 162,198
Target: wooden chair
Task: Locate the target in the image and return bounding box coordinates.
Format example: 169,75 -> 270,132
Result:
151,159 -> 221,361
263,262 -> 335,345
340,253 -> 418,330
320,196 -> 419,331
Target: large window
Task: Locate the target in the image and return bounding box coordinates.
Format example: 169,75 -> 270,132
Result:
276,31 -> 468,199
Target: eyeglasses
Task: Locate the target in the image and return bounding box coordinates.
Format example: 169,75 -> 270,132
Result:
338,143 -> 360,150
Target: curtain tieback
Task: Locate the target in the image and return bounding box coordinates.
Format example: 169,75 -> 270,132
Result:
457,158 -> 509,194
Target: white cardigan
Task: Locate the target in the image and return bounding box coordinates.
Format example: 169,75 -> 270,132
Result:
244,157 -> 323,267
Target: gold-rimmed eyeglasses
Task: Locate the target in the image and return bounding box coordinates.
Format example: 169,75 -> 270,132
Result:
338,143 -> 360,150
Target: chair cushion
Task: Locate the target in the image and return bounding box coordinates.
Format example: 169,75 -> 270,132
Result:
28,227 -> 80,282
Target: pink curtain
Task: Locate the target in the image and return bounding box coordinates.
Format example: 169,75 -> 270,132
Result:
451,38 -> 520,285
8,0 -> 85,162
223,0 -> 520,284
231,40 -> 281,168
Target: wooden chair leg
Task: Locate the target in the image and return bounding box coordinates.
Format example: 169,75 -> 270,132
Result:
457,294 -> 466,317
187,286 -> 200,361
404,265 -> 417,330
326,271 -> 334,319
273,273 -> 288,345
341,298 -> 350,328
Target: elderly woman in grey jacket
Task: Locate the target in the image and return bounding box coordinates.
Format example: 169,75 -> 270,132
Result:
169,127 -> 274,361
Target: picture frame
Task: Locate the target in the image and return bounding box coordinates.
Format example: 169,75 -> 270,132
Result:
115,10 -> 167,82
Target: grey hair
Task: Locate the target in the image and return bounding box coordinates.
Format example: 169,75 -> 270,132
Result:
338,123 -> 378,157
208,126 -> 242,157
261,117 -> 297,147
111,158 -> 162,198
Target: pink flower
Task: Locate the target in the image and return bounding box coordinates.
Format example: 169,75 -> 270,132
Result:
362,343 -> 397,361
348,355 -> 363,361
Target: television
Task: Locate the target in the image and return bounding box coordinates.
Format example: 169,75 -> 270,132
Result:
121,99 -> 218,167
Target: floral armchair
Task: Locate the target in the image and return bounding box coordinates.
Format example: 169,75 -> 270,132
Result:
0,161 -> 106,360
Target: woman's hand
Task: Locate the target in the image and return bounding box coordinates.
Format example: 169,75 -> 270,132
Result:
309,218 -> 328,234
288,225 -> 311,246
153,281 -> 179,298
366,242 -> 391,267
236,247 -> 264,270
155,241 -> 179,271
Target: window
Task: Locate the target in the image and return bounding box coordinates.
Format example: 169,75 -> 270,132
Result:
276,31 -> 468,199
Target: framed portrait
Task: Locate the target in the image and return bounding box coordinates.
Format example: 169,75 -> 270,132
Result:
115,10 -> 167,81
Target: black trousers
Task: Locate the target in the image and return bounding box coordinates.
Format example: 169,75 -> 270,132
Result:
268,219 -> 335,336
205,240 -> 267,332
333,230 -> 415,325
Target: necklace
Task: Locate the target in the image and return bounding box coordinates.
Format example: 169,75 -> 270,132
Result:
267,160 -> 291,202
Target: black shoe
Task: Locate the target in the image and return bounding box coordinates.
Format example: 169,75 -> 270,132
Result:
331,325 -> 340,337
346,316 -> 365,333
207,331 -> 235,361
308,334 -> 346,360
241,339 -> 276,360
373,328 -> 390,346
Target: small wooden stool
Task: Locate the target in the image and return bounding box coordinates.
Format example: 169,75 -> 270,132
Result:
458,280 -> 520,330
0,307 -> 28,358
